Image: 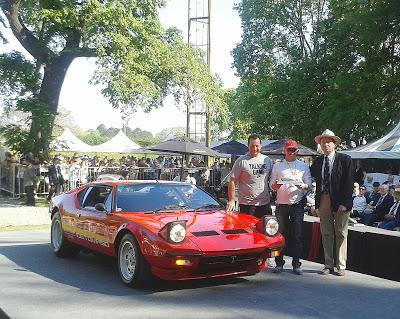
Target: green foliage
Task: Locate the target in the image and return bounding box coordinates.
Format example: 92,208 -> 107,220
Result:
0,125 -> 31,157
155,126 -> 186,141
1,0 -> 225,159
77,129 -> 108,145
232,0 -> 400,147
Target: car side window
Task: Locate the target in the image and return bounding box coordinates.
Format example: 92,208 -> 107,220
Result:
82,185 -> 112,209
104,192 -> 112,212
80,187 -> 93,208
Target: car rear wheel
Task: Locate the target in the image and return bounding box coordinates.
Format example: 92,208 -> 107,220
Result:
118,233 -> 152,287
51,212 -> 80,257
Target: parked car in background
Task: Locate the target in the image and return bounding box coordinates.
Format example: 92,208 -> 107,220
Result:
49,180 -> 285,287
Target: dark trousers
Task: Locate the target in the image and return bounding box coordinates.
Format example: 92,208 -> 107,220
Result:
378,219 -> 400,230
274,203 -> 304,268
359,212 -> 384,226
47,183 -> 61,200
25,185 -> 35,206
239,204 -> 272,218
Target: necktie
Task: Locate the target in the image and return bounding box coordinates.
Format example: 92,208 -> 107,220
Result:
389,202 -> 399,216
323,156 -> 330,193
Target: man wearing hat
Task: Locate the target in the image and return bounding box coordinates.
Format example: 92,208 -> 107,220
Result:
378,187 -> 400,230
311,129 -> 354,276
270,139 -> 312,274
47,156 -> 64,200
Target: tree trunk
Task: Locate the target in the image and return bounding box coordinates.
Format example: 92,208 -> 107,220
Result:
30,54 -> 75,159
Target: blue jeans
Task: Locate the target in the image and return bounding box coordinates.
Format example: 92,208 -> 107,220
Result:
275,203 -> 304,268
378,219 -> 400,230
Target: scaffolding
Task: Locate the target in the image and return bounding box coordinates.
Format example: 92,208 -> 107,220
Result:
187,0 -> 211,146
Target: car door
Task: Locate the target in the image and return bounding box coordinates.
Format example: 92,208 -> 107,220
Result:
73,184 -> 117,255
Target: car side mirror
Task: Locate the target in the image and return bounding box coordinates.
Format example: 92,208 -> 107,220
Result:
94,203 -> 107,212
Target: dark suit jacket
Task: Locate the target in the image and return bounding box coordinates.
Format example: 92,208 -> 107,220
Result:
394,202 -> 400,220
48,164 -> 64,185
310,152 -> 354,212
373,194 -> 394,217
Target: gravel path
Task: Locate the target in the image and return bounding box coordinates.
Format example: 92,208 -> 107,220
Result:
0,195 -> 50,227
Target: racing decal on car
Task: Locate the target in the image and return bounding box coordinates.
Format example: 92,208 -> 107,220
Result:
63,223 -> 110,247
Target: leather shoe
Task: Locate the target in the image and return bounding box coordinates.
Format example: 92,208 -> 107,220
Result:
320,267 -> 334,275
336,269 -> 346,276
293,267 -> 302,275
273,265 -> 283,273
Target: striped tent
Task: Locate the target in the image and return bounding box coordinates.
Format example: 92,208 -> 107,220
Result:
342,122 -> 400,159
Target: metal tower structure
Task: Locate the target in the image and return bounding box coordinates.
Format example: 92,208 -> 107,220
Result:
186,0 -> 211,146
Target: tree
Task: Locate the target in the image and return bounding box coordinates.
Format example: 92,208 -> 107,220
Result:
78,129 -> 108,146
232,0 -> 400,147
0,0 -> 225,159
320,0 -> 400,145
155,126 -> 186,141
232,0 -> 330,146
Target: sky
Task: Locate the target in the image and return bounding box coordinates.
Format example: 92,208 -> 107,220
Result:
1,0 -> 242,135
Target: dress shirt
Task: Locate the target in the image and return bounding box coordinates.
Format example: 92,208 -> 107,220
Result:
321,150 -> 336,177
389,201 -> 400,216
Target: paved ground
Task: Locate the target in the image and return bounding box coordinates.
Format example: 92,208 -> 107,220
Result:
1,229 -> 399,319
0,195 -> 50,227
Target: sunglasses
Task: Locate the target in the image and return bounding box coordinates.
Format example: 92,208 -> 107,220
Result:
360,187 -> 366,190
287,148 -> 298,153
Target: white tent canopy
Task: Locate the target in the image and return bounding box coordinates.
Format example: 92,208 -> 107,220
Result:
342,122 -> 400,159
52,128 -> 93,152
91,130 -> 140,153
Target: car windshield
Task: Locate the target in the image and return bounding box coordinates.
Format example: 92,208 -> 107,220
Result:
115,183 -> 222,213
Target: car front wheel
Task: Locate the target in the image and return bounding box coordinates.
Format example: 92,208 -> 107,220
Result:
118,233 -> 152,287
51,212 -> 80,257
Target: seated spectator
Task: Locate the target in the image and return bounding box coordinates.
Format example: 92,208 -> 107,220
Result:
359,184 -> 394,226
383,174 -> 395,189
378,187 -> 400,230
351,185 -> 368,217
368,181 -> 381,203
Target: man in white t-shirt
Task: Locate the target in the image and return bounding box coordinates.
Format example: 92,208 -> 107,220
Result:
173,169 -> 196,185
270,139 -> 312,275
226,134 -> 273,217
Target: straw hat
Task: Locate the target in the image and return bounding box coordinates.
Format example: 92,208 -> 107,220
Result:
314,129 -> 341,145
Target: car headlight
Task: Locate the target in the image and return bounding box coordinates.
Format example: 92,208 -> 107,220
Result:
265,217 -> 279,236
256,216 -> 279,236
160,221 -> 187,243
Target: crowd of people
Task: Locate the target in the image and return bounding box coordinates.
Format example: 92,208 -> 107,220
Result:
0,151 -> 232,205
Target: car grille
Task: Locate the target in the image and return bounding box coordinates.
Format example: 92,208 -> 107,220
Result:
221,229 -> 248,234
195,252 -> 262,275
191,230 -> 219,237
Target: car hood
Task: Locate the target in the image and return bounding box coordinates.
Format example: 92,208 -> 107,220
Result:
118,210 -> 283,252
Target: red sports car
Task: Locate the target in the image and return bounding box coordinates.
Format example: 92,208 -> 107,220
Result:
49,180 -> 285,287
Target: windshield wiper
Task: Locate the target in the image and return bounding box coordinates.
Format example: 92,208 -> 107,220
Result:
145,204 -> 193,214
194,204 -> 224,212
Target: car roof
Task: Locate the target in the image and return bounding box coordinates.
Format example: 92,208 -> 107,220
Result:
90,180 -> 185,187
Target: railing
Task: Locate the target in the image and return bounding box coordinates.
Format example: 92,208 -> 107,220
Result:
0,164 -> 224,198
